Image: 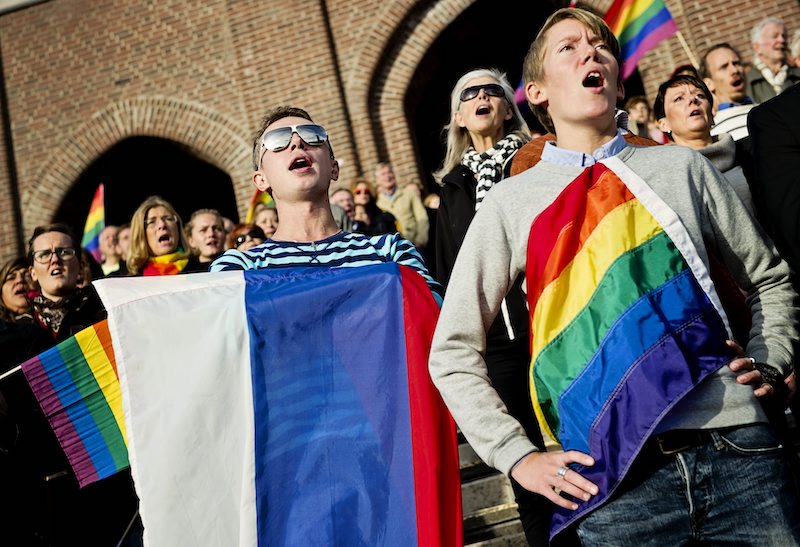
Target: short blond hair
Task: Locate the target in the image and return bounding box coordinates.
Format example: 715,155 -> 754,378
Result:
522,8 -> 621,133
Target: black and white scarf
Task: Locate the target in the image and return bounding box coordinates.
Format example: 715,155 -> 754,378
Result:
462,133 -> 524,211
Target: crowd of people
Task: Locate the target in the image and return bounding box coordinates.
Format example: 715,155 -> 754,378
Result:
0,9 -> 799,546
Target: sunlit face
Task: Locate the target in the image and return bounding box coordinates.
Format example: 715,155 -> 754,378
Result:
2,266 -> 29,315
375,165 -> 397,194
99,226 -> 119,259
703,47 -> 746,104
353,182 -> 372,206
116,227 -> 131,259
188,213 -> 225,261
526,18 -> 623,135
331,189 -> 355,219
658,83 -> 713,145
29,231 -> 80,302
753,22 -> 788,67
254,116 -> 339,205
145,205 -> 180,257
254,208 -> 279,239
454,76 -> 513,145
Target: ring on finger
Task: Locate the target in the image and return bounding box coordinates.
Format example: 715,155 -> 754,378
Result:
556,465 -> 568,478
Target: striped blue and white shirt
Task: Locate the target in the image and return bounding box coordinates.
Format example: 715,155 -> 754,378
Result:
210,231 -> 443,306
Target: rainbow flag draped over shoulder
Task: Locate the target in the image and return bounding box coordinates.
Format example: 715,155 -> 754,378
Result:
20,320 -> 128,488
604,0 -> 678,80
94,264 -> 461,546
525,158 -> 732,536
81,183 -> 105,262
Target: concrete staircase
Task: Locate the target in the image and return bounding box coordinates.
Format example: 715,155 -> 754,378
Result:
459,432 -> 528,546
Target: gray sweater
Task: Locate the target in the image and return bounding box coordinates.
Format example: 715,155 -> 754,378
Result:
429,143 -> 797,476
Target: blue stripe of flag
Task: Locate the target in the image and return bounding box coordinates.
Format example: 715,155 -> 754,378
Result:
39,347 -> 115,476
246,264 -> 418,546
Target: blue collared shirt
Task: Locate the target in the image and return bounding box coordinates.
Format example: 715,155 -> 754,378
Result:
717,96 -> 755,112
541,130 -> 628,167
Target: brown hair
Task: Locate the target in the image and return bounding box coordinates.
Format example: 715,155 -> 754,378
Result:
27,223 -> 81,264
653,74 -> 714,125
522,8 -> 621,133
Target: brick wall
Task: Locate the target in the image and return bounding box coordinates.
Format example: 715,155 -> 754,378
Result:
0,0 -> 797,263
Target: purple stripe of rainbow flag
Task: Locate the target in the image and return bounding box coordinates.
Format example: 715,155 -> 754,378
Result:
21,320 -> 128,488
525,164 -> 731,536
81,183 -> 105,262
604,0 -> 678,80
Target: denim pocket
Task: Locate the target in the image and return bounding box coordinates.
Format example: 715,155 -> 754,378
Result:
718,424 -> 783,455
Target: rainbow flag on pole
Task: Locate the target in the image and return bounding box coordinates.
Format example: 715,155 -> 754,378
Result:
81,183 -> 105,262
525,159 -> 732,536
244,188 -> 274,223
20,319 -> 128,488
604,0 -> 678,80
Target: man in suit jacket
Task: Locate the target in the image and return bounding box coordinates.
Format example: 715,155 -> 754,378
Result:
748,83 -> 800,290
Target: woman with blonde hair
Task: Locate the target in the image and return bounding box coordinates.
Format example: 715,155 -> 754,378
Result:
434,68 -> 558,545
127,196 -> 190,276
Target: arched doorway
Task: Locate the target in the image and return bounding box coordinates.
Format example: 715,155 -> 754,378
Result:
405,1 -> 554,194
405,0 -> 647,194
55,136 -> 239,237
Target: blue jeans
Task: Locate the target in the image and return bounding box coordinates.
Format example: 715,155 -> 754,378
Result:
576,424 -> 800,546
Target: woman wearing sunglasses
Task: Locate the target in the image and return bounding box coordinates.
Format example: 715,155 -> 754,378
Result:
127,196 -> 191,276
434,69 -> 558,546
227,224 -> 267,252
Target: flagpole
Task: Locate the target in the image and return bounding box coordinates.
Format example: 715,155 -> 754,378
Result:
675,30 -> 700,68
0,365 -> 21,382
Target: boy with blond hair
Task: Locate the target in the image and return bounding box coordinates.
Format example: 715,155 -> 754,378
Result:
430,8 -> 799,544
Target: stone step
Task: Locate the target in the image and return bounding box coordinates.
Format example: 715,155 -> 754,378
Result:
461,472 -> 516,517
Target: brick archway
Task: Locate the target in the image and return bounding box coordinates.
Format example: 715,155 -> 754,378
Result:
342,0 -> 477,187
21,96 -> 252,232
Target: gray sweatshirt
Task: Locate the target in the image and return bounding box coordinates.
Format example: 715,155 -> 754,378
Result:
429,143 -> 798,476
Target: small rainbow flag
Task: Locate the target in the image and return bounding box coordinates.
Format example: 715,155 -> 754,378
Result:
21,319 -> 128,488
526,160 -> 732,536
81,183 -> 105,262
604,0 -> 678,80
244,188 -> 274,223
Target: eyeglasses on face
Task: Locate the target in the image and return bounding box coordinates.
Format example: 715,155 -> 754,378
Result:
145,215 -> 178,229
260,124 -> 328,154
234,231 -> 265,248
459,83 -> 506,102
353,189 -> 371,195
32,247 -> 77,264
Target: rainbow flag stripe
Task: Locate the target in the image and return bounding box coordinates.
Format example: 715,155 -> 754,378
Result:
245,188 -> 274,223
21,320 -> 128,488
81,183 -> 105,262
604,0 -> 678,80
526,159 -> 732,535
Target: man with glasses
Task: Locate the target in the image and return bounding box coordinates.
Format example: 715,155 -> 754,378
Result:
211,106 -> 442,304
0,223 -> 139,545
28,224 -> 103,339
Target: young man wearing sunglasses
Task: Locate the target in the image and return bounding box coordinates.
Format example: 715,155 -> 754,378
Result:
211,106 -> 442,304
429,8 -> 799,544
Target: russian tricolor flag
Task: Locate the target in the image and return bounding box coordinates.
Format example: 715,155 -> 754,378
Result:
94,264 -> 462,546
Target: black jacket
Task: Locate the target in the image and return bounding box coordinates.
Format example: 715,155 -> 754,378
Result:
435,163 -> 529,345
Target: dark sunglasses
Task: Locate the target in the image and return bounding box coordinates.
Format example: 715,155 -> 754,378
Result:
260,124 -> 328,154
459,83 -> 506,102
234,231 -> 265,248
